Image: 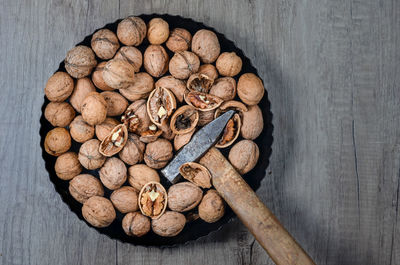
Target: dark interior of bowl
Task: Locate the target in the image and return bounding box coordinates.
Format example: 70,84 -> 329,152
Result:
40,14 -> 273,246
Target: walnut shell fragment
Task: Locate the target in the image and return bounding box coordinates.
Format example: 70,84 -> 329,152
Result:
99,124 -> 128,157
173,129 -> 195,151
184,91 -> 223,112
214,100 -> 248,118
170,105 -> 199,135
138,181 -> 167,219
187,73 -> 214,93
167,182 -> 203,212
139,124 -> 162,143
215,113 -> 241,148
179,162 -> 211,189
147,87 -> 177,126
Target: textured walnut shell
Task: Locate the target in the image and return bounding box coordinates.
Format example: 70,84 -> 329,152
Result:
69,115 -> 95,143
166,28 -> 192,52
82,196 -> 116,228
95,118 -> 120,141
121,100 -> 152,134
143,45 -> 169,77
117,16 -> 147,46
91,29 -> 120,59
215,52 -> 242,77
64,45 -> 97,78
55,152 -> 82,180
151,211 -> 186,237
128,164 -> 160,191
173,129 -> 195,151
179,162 -> 211,189
215,113 -> 241,148
69,174 -> 104,203
198,190 -> 225,223
44,102 -> 75,127
147,87 -> 177,126
101,91 -> 128,116
155,75 -> 186,102
147,18 -> 169,45
78,139 -> 106,170
114,46 -> 143,72
99,124 -> 128,157
44,72 -> 74,102
139,126 -> 162,143
44,127 -> 71,156
119,133 -> 145,165
167,182 -> 203,212
170,105 -> 199,135
103,59 -> 135,89
138,181 -> 167,219
110,186 -> 138,213
241,104 -> 263,140
184,91 -> 223,112
81,92 -> 107,126
237,73 -> 265,105
209,77 -> 237,101
119,72 -> 154,101
214,100 -> 248,118
191,29 -> 220,63
122,212 -> 151,237
92,62 -> 113,91
169,51 -> 200,80
187,73 -> 214,93
70,77 -> 96,111
197,109 -> 215,126
198,64 -> 218,80
144,138 -> 173,169
228,140 -> 259,174
99,157 -> 127,190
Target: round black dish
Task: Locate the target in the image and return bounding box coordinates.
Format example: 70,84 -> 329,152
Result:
40,14 -> 273,246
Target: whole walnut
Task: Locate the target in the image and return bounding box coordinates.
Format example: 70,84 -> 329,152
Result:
169,51 -> 200,80
69,174 -> 104,203
44,102 -> 75,127
69,115 -> 94,143
99,157 -> 127,190
64,45 -> 97,78
101,91 -> 128,116
228,140 -> 259,174
103,59 -> 135,89
198,64 -> 218,80
143,45 -> 169,77
44,72 -> 74,102
91,29 -> 120,59
144,138 -> 173,169
166,28 -> 192,52
191,29 -> 220,63
70,77 -> 96,112
198,190 -> 225,223
44,127 -> 71,156
78,139 -> 106,170
128,164 -> 160,191
209,77 -> 237,101
122,100 -> 152,134
122,212 -> 150,237
241,104 -> 263,140
119,133 -> 145,165
117,16 -> 147,46
92,62 -> 113,91
119,72 -> 154,101
110,186 -> 138,213
237,73 -> 265,105
147,18 -> 169,45
167,182 -> 203,212
151,211 -> 186,237
215,52 -> 242,77
82,196 -> 116,228
81,92 -> 107,126
155,75 -> 186,102
95,117 -> 119,141
55,152 -> 82,180
114,46 -> 143,72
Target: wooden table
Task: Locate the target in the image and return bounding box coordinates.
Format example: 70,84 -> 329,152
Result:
1,0 -> 399,264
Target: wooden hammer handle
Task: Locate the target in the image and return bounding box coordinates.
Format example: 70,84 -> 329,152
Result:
200,148 -> 315,265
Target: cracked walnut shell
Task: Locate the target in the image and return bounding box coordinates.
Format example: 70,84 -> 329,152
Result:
69,174 -> 104,203
187,73 -> 214,93
147,87 -> 176,127
167,182 -> 203,212
173,129 -> 195,151
99,124 -> 128,157
184,91 -> 223,112
179,162 -> 211,189
170,105 -> 199,135
82,196 -> 116,228
122,212 -> 151,237
138,181 -> 167,219
155,75 -> 186,103
99,157 -> 127,190
44,127 -> 71,156
64,45 -> 97,78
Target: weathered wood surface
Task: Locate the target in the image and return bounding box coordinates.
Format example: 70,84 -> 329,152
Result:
0,0 -> 399,264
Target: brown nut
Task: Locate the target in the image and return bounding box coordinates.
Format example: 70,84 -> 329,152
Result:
44,72 -> 74,102
122,212 -> 151,237
55,152 -> 82,180
78,139 -> 106,170
103,59 -> 135,90
92,62 -> 113,91
187,73 -> 214,93
169,51 -> 200,80
198,190 -> 225,223
101,91 -> 128,116
99,157 -> 127,190
69,174 -> 104,203
95,118 -> 120,141
173,129 -> 195,151
214,100 -> 248,118
191,29 -> 220,63
215,52 -> 242,77
151,211 -> 186,237
155,75 -> 186,103
128,164 -> 160,191
147,87 -> 177,126
91,29 -> 120,59
184,91 -> 223,112
138,181 -> 167,219
44,127 -> 71,156
237,73 -> 265,105
198,64 -> 218,80
81,92 -> 107,126
82,196 -> 116,228
197,109 -> 215,126
241,104 -> 263,140
117,16 -> 147,46
110,186 -> 138,213
147,18 -> 169,45
69,115 -> 95,143
166,28 -> 192,52
209,77 -> 237,101
44,102 -> 75,127
114,46 -> 143,72
144,138 -> 173,169
99,124 -> 128,157
119,72 -> 154,101
170,105 -> 199,135
121,100 -> 151,134
119,133 -> 145,165
139,124 -> 162,143
228,140 -> 259,174
143,45 -> 169,77
179,162 -> 211,189
64,45 -> 97,78
215,113 -> 241,148
167,182 -> 202,212
70,77 -> 96,112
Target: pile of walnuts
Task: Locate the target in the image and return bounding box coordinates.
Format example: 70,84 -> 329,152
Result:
44,16 -> 264,238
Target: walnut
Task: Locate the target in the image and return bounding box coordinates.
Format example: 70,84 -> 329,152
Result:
241,105 -> 263,140
119,72 -> 154,101
155,75 -> 187,103
103,59 -> 135,89
209,77 -> 237,101
197,109 -> 215,126
215,52 -> 242,77
184,91 -> 223,112
64,45 -> 97,78
187,73 -> 214,93
144,138 -> 173,169
191,29 -> 220,63
81,92 -> 107,125
91,29 -> 120,59
114,46 -> 143,72
151,211 -> 186,237
166,28 -> 192,52
92,62 -> 113,91
69,115 -> 95,143
147,18 -> 169,45
169,51 -> 200,79
179,162 -> 211,188
101,91 -> 128,116
44,72 -> 74,102
139,125 -> 162,143
237,73 -> 264,105
82,196 -> 116,228
173,129 -> 195,151
117,16 -> 147,46
44,102 -> 75,127
198,190 -> 225,223
54,152 -> 82,180
143,45 -> 169,77
69,174 -> 104,203
198,64 -> 218,80
122,212 -> 151,237
99,157 -> 127,190
228,140 -> 259,174
138,181 -> 167,219
95,117 -> 120,141
167,182 -> 203,212
121,100 -> 151,134
78,139 -> 106,170
110,186 -> 138,213
99,124 -> 128,157
44,127 -> 71,156
147,87 -> 176,126
70,77 -> 96,112
128,164 -> 160,191
170,105 -> 199,135
215,113 -> 241,148
119,133 -> 145,165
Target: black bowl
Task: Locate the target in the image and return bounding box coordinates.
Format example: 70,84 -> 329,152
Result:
40,14 -> 273,246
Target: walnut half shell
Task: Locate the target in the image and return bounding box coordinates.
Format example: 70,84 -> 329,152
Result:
179,162 -> 211,188
184,91 -> 223,112
147,87 -> 177,126
187,73 -> 214,93
215,113 -> 241,148
99,124 -> 128,157
170,105 -> 199,135
138,181 -> 168,219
